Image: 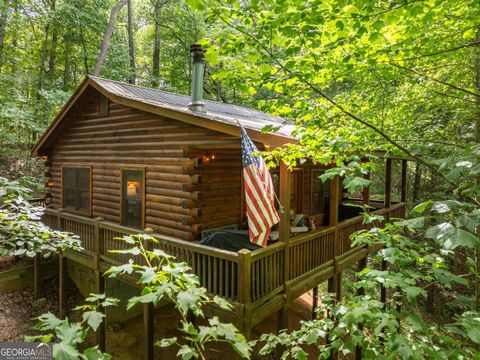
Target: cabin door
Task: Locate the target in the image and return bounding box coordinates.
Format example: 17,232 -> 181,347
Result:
290,169 -> 303,215
311,169 -> 330,226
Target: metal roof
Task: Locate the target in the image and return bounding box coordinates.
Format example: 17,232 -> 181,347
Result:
89,76 -> 295,139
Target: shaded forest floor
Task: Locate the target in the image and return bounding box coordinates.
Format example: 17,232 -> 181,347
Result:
0,275 -> 81,342
0,273 -> 319,359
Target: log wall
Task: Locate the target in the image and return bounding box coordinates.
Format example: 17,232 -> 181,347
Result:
48,89 -> 243,241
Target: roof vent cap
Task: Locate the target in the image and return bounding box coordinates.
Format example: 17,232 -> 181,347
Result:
188,44 -> 206,113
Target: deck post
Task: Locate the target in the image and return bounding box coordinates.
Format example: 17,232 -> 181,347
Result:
312,286 -> 318,319
355,255 -> 368,360
59,254 -> 67,318
33,254 -> 41,299
384,158 -> 392,212
278,161 -> 291,332
401,159 -> 408,204
381,158 -> 392,307
329,175 -> 342,302
362,158 -> 370,206
94,217 -> 104,270
95,270 -> 106,352
238,249 -> 252,336
143,303 -> 154,360
329,174 -> 340,253
141,228 -> 155,359
57,208 -> 64,230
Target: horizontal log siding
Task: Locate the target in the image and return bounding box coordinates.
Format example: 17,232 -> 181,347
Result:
49,95 -> 241,241
193,149 -> 243,232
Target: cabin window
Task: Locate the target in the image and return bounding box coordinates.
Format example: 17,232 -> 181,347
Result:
62,167 -> 91,214
98,94 -> 109,115
311,169 -> 330,216
121,169 -> 144,229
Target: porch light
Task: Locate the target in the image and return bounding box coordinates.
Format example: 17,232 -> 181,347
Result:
46,179 -> 53,188
127,181 -> 139,196
202,152 -> 215,162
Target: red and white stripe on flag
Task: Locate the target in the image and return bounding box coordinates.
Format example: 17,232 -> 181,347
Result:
243,160 -> 280,248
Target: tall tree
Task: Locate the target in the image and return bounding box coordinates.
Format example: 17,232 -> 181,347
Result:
93,0 -> 128,77
127,0 -> 135,84
0,0 -> 10,62
151,0 -> 164,87
47,0 -> 57,78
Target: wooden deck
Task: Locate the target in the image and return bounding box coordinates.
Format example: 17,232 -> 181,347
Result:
40,202 -> 405,338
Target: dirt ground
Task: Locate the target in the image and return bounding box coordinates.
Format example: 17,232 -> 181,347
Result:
0,275 -> 319,359
0,275 -> 82,342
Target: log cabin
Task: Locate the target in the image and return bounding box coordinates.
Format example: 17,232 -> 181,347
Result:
31,45 -> 408,358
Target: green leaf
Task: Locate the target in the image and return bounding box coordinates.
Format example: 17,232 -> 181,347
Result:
85,293 -> 106,303
53,341 -> 82,360
455,228 -> 480,248
139,268 -> 158,284
155,337 -> 177,347
177,290 -> 198,314
83,347 -> 111,360
177,345 -> 198,360
394,217 -> 424,229
343,177 -> 371,192
213,295 -> 233,310
412,200 -> 433,214
82,311 -> 105,332
466,326 -> 480,344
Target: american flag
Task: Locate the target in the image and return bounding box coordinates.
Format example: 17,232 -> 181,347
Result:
240,125 -> 280,247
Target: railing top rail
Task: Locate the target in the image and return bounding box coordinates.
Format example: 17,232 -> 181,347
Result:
99,221 -> 143,235
45,208 -> 97,225
153,234 -> 239,262
44,208 -> 238,262
337,215 -> 364,229
250,241 -> 285,261
289,226 -> 336,246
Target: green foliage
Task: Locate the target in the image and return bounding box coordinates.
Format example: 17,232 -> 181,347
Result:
0,176 -> 33,202
26,294 -> 118,360
0,177 -> 81,257
107,233 -> 251,359
258,212 -> 480,359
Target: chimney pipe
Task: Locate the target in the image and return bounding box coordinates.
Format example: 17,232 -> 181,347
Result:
189,44 -> 206,113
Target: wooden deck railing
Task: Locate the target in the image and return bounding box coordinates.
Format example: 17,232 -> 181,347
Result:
41,202 -> 405,308
288,228 -> 335,280
250,242 -> 285,302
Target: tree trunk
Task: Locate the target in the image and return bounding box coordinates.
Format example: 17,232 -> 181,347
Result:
93,0 -> 128,77
63,33 -> 71,89
475,26 -> 480,312
0,0 -> 11,62
152,0 -> 162,87
47,0 -> 57,78
127,0 -> 135,84
78,23 -> 89,74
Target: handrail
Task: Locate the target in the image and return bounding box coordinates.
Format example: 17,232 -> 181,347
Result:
337,215 -> 363,229
289,226 -> 336,246
44,208 -> 96,225
41,202 -> 406,308
250,241 -> 285,261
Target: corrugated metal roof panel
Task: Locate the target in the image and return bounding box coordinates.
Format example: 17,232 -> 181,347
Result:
89,76 -> 295,139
